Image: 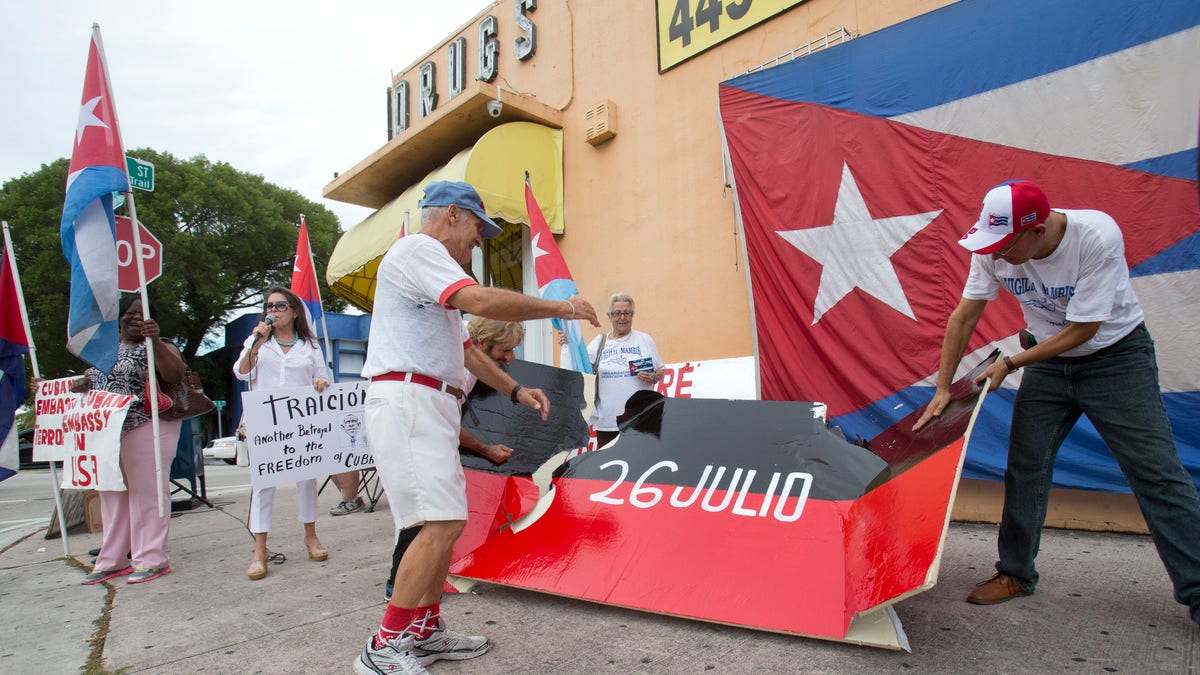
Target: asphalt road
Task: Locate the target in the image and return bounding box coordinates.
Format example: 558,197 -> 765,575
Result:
0,461 -> 251,550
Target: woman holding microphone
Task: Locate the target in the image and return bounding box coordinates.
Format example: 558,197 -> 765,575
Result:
235,286 -> 331,580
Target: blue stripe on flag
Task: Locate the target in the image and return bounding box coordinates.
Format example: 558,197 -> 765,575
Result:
540,278 -> 592,374
61,166 -> 128,372
725,0 -> 1200,118
1124,149 -> 1200,181
1131,233 -> 1200,277
832,386 -> 1200,493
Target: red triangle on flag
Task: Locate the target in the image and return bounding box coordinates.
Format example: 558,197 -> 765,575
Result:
68,29 -> 127,176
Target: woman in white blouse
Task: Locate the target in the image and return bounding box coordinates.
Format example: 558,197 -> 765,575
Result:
234,286 -> 331,580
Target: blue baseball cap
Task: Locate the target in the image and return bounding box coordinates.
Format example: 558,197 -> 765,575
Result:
418,181 -> 503,239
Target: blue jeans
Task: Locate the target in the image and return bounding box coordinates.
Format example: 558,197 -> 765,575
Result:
997,324 -> 1200,619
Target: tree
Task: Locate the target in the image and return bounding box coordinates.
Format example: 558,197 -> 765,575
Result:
0,149 -> 345,382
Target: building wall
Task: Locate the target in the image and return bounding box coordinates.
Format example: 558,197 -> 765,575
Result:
324,0 -> 1166,534
336,0 -> 956,365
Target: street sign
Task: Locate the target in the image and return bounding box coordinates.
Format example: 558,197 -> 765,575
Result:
214,400 -> 226,408
126,156 -> 154,192
114,216 -> 163,292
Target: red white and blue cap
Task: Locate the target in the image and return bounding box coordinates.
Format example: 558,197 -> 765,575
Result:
418,180 -> 503,239
958,180 -> 1050,254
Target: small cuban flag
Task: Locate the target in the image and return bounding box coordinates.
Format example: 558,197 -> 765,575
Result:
526,173 -> 591,374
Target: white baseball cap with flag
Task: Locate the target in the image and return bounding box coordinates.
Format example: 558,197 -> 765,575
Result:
958,180 -> 1050,254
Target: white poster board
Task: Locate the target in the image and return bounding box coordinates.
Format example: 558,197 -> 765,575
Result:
241,381 -> 374,489
33,377 -> 78,463
34,378 -> 131,490
653,356 -> 756,400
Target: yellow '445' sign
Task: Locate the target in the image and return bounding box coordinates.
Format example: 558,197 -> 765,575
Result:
656,0 -> 807,72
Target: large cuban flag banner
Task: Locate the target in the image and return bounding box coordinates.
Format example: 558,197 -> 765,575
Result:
719,0 -> 1200,492
61,25 -> 129,373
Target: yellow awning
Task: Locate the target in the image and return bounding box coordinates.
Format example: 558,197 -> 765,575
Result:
327,122 -> 564,312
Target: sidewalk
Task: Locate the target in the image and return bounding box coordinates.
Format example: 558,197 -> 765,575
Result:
2,481 -> 1197,674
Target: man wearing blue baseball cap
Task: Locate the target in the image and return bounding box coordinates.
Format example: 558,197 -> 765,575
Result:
353,180 -> 600,674
913,180 -> 1200,624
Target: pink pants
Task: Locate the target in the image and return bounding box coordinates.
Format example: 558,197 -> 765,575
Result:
95,419 -> 182,571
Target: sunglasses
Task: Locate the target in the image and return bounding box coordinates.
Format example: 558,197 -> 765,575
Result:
264,301 -> 291,312
995,230 -> 1028,258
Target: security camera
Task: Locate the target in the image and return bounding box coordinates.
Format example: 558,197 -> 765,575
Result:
487,99 -> 503,118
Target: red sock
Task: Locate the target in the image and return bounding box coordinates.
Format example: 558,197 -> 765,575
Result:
406,604 -> 440,639
374,604 -> 442,648
375,604 -> 420,649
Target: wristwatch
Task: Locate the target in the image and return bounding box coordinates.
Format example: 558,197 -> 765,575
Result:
1003,355 -> 1019,373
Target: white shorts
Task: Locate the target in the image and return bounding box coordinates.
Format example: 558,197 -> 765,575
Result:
364,380 -> 466,530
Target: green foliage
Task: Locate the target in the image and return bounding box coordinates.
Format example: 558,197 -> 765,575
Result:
0,149 -> 345,388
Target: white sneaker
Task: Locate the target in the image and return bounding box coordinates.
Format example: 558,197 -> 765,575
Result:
411,619 -> 491,665
330,497 -> 364,516
353,635 -> 428,675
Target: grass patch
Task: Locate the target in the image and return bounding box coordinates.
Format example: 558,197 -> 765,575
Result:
64,557 -> 128,675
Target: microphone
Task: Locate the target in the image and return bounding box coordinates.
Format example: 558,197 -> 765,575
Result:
254,314 -> 275,344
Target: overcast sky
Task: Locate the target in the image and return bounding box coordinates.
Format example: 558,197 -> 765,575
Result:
0,0 -> 492,230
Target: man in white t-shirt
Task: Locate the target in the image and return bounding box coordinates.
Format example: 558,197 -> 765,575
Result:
913,180 -> 1200,625
353,181 -> 599,675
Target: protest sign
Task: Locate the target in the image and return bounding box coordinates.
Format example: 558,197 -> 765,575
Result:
33,378 -> 131,490
653,356 -> 756,400
241,381 -> 373,489
33,377 -> 79,462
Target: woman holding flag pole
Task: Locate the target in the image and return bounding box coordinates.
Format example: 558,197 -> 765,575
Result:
57,24 -> 183,583
77,295 -> 186,585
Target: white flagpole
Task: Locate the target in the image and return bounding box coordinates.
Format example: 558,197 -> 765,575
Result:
3,221 -> 71,556
124,193 -> 166,518
94,24 -> 167,518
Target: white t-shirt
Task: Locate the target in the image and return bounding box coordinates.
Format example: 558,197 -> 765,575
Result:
234,334 -> 328,390
361,234 -> 476,388
587,329 -> 664,431
962,209 -> 1144,357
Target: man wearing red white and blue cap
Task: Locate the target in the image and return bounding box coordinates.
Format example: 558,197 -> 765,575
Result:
914,180 -> 1200,623
353,180 -> 600,674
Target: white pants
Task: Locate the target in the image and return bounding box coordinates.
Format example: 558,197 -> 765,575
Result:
248,479 -> 318,534
365,380 -> 466,530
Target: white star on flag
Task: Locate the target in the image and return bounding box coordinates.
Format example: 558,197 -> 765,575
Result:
531,232 -> 550,264
776,162 -> 942,324
75,95 -> 109,145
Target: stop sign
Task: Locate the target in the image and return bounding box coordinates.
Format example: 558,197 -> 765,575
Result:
114,216 -> 163,292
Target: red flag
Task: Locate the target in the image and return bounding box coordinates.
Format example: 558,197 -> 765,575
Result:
526,175 -> 590,373
290,217 -> 323,322
60,25 -> 129,372
2,235 -> 31,480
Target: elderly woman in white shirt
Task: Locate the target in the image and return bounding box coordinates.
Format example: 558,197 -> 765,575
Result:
235,286 -> 331,581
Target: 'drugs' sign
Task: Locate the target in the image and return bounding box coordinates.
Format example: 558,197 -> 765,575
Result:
241,381 -> 374,489
33,377 -> 131,490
